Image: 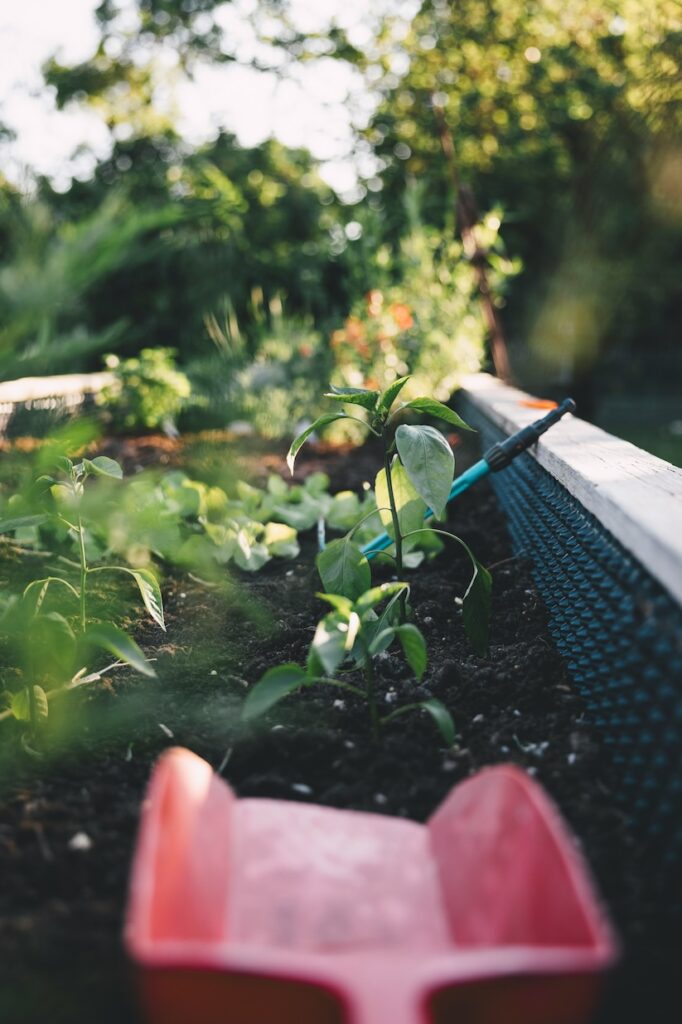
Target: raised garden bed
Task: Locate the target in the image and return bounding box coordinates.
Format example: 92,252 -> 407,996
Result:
0,381 -> 679,1023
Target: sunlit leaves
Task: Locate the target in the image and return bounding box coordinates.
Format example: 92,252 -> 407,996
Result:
324,385 -> 379,411
375,458 -> 426,538
401,398 -> 473,431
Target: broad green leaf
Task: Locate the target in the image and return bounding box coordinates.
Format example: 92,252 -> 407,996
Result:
303,471 -> 330,496
11,686 -> 49,724
401,398 -> 474,431
242,663 -> 308,720
395,623 -> 428,680
32,612 -> 76,678
233,529 -> 270,572
354,582 -> 409,617
112,567 -> 165,630
0,514 -> 49,534
326,490 -> 363,532
316,536 -> 371,601
264,521 -> 300,559
83,456 -> 123,479
395,424 -> 454,519
378,375 -> 411,416
374,459 -> 426,539
316,592 -> 353,617
266,474 -> 288,497
324,385 -> 379,411
311,612 -> 348,675
85,623 -> 156,677
420,698 -> 456,746
462,560 -> 492,658
287,414 -> 347,473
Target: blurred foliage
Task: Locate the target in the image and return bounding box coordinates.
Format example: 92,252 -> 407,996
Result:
364,0 -> 682,404
330,188 -> 519,402
0,0 -> 679,434
100,348 -> 191,432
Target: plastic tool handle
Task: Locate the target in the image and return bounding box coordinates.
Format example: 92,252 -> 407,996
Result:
483,397 -> 576,472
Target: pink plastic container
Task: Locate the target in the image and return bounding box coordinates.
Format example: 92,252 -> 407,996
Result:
125,748 -> 618,1024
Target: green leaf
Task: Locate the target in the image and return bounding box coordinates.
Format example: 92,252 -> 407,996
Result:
378,375 -> 411,416
395,424 -> 454,519
0,514 -> 49,534
324,385 -> 379,411
311,612 -> 348,674
243,664 -> 308,720
83,456 -> 123,479
316,536 -> 371,601
264,521 -> 299,559
316,592 -> 353,617
287,414 -> 348,473
233,528 -> 270,572
401,398 -> 474,431
98,567 -> 165,630
395,623 -> 427,680
420,698 -> 456,746
32,612 -> 76,678
462,560 -> 492,658
375,459 -> 426,539
84,623 -> 156,677
11,686 -> 49,724
354,582 -> 409,617
23,577 -> 78,616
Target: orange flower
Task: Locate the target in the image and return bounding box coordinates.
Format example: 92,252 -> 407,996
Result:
389,302 -> 414,331
345,316 -> 366,344
298,343 -> 313,358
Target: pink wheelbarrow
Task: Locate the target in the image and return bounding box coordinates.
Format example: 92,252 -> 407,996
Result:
125,748 -> 618,1024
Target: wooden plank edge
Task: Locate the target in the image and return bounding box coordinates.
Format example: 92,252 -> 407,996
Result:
458,373 -> 682,607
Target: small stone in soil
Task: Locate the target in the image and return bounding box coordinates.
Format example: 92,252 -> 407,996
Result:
271,725 -> 285,732
210,670 -> 217,676
180,592 -> 186,599
292,783 -> 313,796
567,752 -> 578,765
332,699 -> 346,710
374,794 -> 387,805
442,759 -> 456,772
472,714 -> 484,723
158,723 -> 174,738
344,740 -> 355,749
68,833 -> 92,852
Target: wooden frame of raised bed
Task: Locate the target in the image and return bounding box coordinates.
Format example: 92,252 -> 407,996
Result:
456,374 -> 682,924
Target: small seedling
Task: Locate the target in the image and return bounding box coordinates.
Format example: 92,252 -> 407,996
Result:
0,455 -> 163,742
243,581 -> 455,745
287,378 -> 492,655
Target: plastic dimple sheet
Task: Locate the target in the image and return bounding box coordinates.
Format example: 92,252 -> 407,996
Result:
458,398 -> 682,909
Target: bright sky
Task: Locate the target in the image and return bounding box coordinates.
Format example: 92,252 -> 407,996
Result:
0,0 -> 418,195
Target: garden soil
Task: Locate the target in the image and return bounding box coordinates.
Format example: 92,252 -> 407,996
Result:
0,435 -> 676,1023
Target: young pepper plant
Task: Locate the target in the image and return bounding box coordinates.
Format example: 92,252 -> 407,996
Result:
287,378 -> 493,656
243,582 -> 455,745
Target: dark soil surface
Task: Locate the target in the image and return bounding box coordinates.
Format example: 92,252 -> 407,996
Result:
0,435 -> 676,1023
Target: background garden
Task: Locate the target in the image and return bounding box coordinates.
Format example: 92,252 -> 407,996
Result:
1,0 -> 680,457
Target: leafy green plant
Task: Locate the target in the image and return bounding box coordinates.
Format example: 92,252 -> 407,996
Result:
243,582 -> 455,744
0,455 -> 164,742
100,348 -> 191,433
287,376 -> 492,655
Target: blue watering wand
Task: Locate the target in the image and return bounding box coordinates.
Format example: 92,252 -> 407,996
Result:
360,398 -> 576,560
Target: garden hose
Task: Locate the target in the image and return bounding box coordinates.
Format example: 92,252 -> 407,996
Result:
361,398 -> 576,559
